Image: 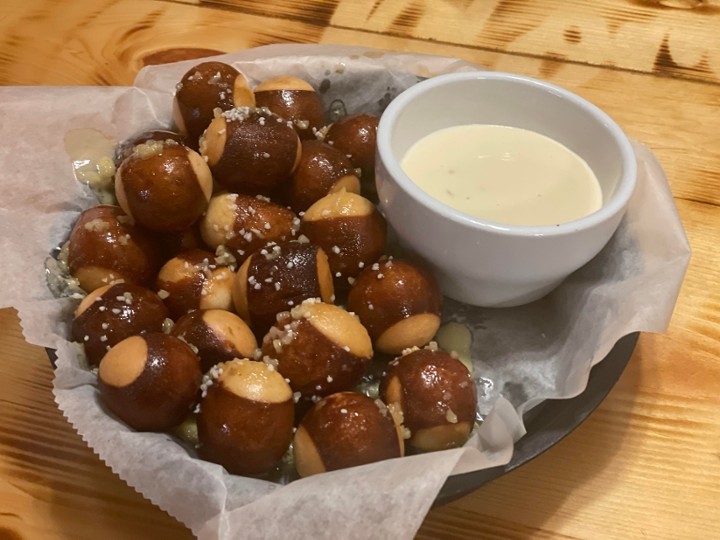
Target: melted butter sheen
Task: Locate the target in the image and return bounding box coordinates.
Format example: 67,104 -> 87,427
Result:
401,125 -> 603,226
64,128 -> 117,204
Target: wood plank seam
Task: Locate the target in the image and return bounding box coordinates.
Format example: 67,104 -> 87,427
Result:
155,0 -> 335,26
327,22 -> 720,89
155,0 -> 720,88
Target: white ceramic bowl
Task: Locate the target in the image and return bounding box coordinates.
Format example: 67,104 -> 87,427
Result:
375,71 -> 637,307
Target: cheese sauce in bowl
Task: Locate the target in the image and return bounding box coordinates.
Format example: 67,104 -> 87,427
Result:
400,124 -> 602,227
375,71 -> 637,307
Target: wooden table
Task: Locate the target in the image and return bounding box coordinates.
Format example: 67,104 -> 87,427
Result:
1,1 -> 718,538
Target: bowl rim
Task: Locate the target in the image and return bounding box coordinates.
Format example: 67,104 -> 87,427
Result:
376,71 -> 638,237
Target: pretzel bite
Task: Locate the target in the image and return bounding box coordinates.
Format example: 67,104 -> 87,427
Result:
347,258 -> 442,355
300,190 -> 386,286
199,192 -> 299,263
325,113 -> 378,187
261,299 -> 372,399
173,61 -> 255,148
288,140 -> 360,212
171,309 -> 257,372
115,129 -> 188,166
232,240 -> 334,338
293,392 -> 404,477
197,358 -> 294,475
98,333 -> 202,432
200,107 -> 301,195
380,347 -> 476,452
68,205 -> 161,292
115,142 -> 213,232
72,283 -> 169,367
155,249 -> 235,319
153,222 -> 208,262
254,76 -> 325,140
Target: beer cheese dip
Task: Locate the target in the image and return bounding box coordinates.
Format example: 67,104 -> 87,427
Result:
400,124 -> 603,226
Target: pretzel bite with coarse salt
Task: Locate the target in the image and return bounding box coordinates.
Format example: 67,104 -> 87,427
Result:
67,205 -> 161,292
254,76 -> 326,140
261,299 -> 372,399
115,142 -> 213,233
293,392 -> 405,477
114,129 -> 188,167
171,309 -> 257,372
347,258 -> 442,355
155,249 -> 235,319
200,107 -> 301,195
325,113 -> 379,198
197,358 -> 294,476
173,61 -> 255,148
380,346 -> 477,453
288,140 -> 360,212
98,333 -> 202,432
300,190 -> 386,287
72,283 -> 169,367
199,192 -> 299,264
232,240 -> 334,338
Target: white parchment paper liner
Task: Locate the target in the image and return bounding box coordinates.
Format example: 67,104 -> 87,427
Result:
0,45 -> 690,539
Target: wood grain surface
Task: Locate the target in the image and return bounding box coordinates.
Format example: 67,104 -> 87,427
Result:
1,0 -> 719,539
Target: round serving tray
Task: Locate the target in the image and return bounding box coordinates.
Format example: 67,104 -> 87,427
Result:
48,331 -> 637,506
436,332 -> 638,504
